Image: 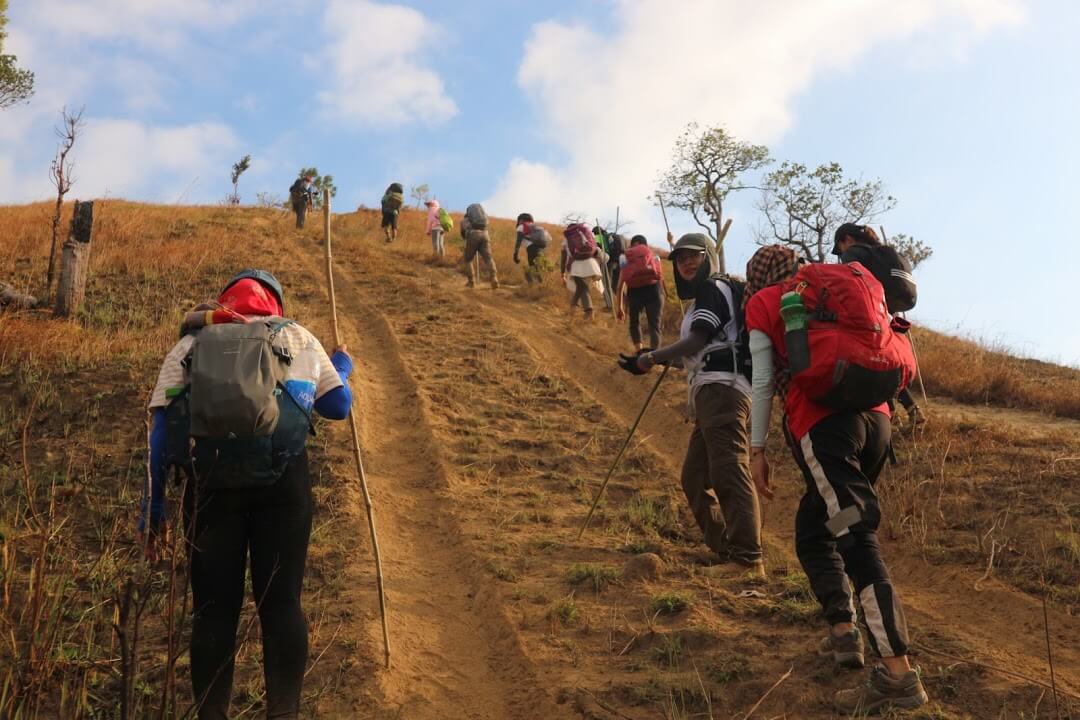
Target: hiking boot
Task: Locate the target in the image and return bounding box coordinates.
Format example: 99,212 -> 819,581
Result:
583,309 -> 594,321
818,628 -> 865,669
465,279 -> 475,289
491,279 -> 500,290
834,664 -> 928,715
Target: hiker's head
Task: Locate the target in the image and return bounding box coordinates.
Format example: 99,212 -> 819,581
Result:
219,269 -> 284,316
517,212 -> 534,224
630,234 -> 647,247
303,175 -> 313,182
831,223 -> 880,256
744,245 -> 800,304
592,225 -> 604,236
425,198 -> 439,209
670,233 -> 714,299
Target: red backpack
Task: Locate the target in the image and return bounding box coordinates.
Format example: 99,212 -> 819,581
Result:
564,223 -> 597,261
622,244 -> 662,288
783,262 -> 916,410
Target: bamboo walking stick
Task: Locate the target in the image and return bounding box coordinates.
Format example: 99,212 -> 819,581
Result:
578,363 -> 670,539
322,190 -> 392,670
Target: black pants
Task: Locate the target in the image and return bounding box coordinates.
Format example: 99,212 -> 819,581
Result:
525,244 -> 544,284
292,202 -> 306,229
627,283 -> 662,349
789,412 -> 910,658
183,453 -> 314,719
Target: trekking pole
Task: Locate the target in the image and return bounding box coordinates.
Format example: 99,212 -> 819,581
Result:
879,225 -> 929,410
578,363 -> 670,539
594,217 -> 617,316
322,189 -> 392,670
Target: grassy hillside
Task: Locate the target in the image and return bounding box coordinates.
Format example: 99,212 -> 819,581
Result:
1,200 -> 1078,718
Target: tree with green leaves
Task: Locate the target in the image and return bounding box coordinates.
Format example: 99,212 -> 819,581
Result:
756,161 -> 898,263
882,231 -> 933,269
0,0 -> 34,110
228,154 -> 251,206
298,167 -> 337,209
656,122 -> 771,273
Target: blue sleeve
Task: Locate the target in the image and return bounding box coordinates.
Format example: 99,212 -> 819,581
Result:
313,350 -> 353,419
139,407 -> 168,533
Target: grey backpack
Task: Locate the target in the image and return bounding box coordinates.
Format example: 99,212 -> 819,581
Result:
465,203 -> 488,229
527,225 -> 551,248
167,319 -> 312,488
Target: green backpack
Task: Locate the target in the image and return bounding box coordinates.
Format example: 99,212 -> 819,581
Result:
165,319 -> 312,488
438,207 -> 454,232
382,191 -> 404,212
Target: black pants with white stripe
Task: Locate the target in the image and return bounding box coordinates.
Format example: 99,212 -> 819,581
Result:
788,411 -> 910,658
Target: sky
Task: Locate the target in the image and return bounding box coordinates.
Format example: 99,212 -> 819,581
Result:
1,0 -> 1077,366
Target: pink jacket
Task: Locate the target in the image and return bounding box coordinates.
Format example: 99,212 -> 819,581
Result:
424,200 -> 441,233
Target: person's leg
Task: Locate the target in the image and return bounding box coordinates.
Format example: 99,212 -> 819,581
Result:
185,484 -> 250,720
436,228 -> 445,256
644,284 -> 663,349
696,383 -> 762,566
294,203 -> 305,229
462,235 -> 479,286
526,245 -> 542,284
571,277 -> 588,310
249,453 -> 314,720
431,228 -> 439,255
680,422 -> 729,557
390,212 -> 399,242
580,277 -> 594,316
479,236 -> 498,287
799,413 -> 925,710
627,290 -> 645,348
381,213 -> 392,242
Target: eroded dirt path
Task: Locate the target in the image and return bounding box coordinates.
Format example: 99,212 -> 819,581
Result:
299,218 -> 1080,718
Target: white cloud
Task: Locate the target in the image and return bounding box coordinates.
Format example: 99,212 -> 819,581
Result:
485,0 -> 1025,233
73,120 -> 239,201
20,0 -> 258,50
316,0 -> 457,127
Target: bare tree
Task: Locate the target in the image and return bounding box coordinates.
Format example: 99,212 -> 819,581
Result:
409,183 -> 429,208
656,122 -> 771,273
756,161 -> 897,262
47,106 -> 84,300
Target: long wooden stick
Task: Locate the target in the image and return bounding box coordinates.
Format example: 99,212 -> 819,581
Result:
656,193 -> 672,248
578,363 -> 670,538
322,189 -> 392,670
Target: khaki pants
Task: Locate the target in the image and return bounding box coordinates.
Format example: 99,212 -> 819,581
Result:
681,383 -> 762,564
462,230 -> 497,284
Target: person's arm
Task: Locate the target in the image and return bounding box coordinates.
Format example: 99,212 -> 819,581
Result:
140,407 -> 168,534
749,329 -> 776,499
313,348 -> 354,420
636,328 -> 709,370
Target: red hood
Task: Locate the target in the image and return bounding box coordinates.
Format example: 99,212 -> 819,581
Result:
218,278 -> 283,316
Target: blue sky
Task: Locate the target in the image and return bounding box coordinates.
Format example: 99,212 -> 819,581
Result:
2,0 -> 1077,366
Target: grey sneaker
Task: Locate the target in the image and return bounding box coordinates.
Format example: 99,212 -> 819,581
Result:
834,664 -> 928,714
818,628 -> 865,669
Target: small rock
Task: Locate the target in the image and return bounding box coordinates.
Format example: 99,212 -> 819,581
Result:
623,552 -> 664,581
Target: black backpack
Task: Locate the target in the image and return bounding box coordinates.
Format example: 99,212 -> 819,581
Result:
289,179 -> 305,201
710,274 -> 753,383
841,244 -> 917,313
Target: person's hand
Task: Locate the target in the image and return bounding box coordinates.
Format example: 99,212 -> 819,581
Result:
618,353 -> 649,375
750,450 -> 773,500
636,351 -> 657,372
333,344 -> 348,355
666,231 -> 675,247
513,254 -> 520,264
616,309 -> 624,320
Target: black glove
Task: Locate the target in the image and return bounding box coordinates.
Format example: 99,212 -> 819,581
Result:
618,353 -> 648,375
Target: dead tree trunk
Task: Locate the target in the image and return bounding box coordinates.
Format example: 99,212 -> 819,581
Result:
55,201 -> 94,317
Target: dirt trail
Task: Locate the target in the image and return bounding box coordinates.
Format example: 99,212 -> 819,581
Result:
304,248 -> 565,719
423,259 -> 1080,697
292,219 -> 1080,717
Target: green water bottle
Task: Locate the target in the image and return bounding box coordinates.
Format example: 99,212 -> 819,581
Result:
780,291 -> 810,374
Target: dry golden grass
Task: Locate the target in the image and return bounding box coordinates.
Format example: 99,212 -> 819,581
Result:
1,200 -> 1077,718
